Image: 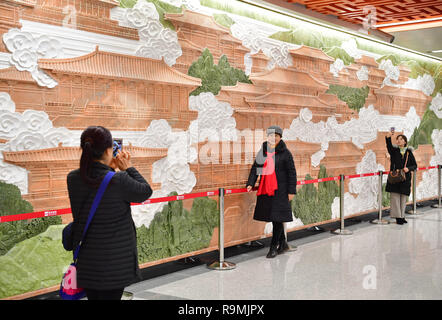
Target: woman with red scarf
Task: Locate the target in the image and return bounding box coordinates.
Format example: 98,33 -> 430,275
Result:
246,126 -> 297,258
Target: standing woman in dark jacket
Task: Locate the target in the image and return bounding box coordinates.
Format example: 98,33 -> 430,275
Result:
385,129 -> 417,225
67,126 -> 152,300
246,126 -> 297,258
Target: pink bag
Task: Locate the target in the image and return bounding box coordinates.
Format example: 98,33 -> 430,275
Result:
60,264 -> 85,300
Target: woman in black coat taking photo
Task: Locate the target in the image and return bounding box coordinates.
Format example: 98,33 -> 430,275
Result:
385,128 -> 417,225
246,126 -> 297,258
67,126 -> 152,300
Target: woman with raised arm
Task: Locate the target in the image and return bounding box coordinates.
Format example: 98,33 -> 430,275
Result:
385,128 -> 417,225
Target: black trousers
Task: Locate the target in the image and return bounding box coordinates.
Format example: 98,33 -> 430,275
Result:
84,288 -> 124,300
270,222 -> 286,248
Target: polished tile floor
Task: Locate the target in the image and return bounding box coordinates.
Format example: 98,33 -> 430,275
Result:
126,206 -> 442,300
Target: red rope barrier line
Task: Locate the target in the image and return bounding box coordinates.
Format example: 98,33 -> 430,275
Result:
0,166 -> 439,223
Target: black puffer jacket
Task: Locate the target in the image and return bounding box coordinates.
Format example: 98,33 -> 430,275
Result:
67,162 -> 152,290
385,137 -> 417,196
246,140 -> 297,222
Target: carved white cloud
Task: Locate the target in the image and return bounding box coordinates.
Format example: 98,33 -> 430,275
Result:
3,29 -> 35,52
0,111 -> 22,139
136,119 -> 174,148
356,65 -> 369,81
0,92 -> 16,112
22,110 -> 53,133
10,49 -> 38,71
330,58 -> 345,77
3,28 -> 62,88
0,161 -> 28,195
402,74 -> 435,96
8,131 -> 47,151
231,22 -> 293,71
122,0 -> 182,67
0,93 -> 77,194
299,108 -> 312,123
429,93 -> 442,119
188,92 -> 237,143
139,20 -> 163,39
284,105 -> 421,167
379,59 -> 399,87
35,35 -> 63,59
44,127 -> 76,147
30,67 -> 58,88
332,150 -> 385,218
341,38 -> 362,60
416,129 -> 442,200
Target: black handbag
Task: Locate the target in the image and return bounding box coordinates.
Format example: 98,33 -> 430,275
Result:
387,151 -> 409,184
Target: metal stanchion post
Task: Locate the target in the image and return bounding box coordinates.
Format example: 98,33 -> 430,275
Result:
431,165 -> 442,208
207,188 -> 236,270
407,169 -> 422,216
371,171 -> 389,224
332,175 -> 353,235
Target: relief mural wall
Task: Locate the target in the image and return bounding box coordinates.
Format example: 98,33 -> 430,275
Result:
0,0 -> 441,298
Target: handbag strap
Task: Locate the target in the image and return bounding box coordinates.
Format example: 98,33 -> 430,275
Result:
393,149 -> 410,171
403,151 -> 409,169
73,171 -> 115,263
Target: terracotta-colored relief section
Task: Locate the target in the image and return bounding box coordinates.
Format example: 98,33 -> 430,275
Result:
0,7 -> 438,253
166,10 -> 248,73
19,0 -> 139,40
2,145 -> 168,212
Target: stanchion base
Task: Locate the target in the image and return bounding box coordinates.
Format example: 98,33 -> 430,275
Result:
207,261 -> 236,270
406,210 -> 422,216
370,219 -> 390,225
331,229 -> 353,235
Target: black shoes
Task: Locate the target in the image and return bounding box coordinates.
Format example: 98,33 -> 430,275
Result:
266,246 -> 278,258
266,241 -> 296,258
396,218 -> 408,225
277,241 -> 290,254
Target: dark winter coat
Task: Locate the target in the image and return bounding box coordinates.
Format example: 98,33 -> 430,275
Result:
246,140 -> 297,222
385,137 -> 417,196
67,162 -> 152,290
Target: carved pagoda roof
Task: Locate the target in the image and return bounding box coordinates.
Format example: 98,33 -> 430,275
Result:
374,85 -> 431,100
289,45 -> 334,62
245,91 -> 335,109
165,9 -> 230,34
3,145 -> 168,165
0,67 -> 35,82
249,68 -> 329,90
38,47 -> 202,87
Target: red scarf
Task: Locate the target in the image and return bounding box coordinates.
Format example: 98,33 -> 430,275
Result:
257,151 -> 278,196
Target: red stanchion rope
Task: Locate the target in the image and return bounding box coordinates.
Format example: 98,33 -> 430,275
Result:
0,166 -> 438,223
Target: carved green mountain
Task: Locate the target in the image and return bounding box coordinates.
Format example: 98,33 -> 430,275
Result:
326,85 -> 369,111
0,181 -> 61,256
409,106 -> 442,148
188,48 -> 252,96
0,224 -> 71,299
291,166 -> 339,225
213,13 -> 235,28
136,193 -> 219,263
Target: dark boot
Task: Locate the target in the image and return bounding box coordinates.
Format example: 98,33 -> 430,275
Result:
266,246 -> 278,258
402,218 -> 408,224
396,218 -> 404,225
277,241 -> 290,254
